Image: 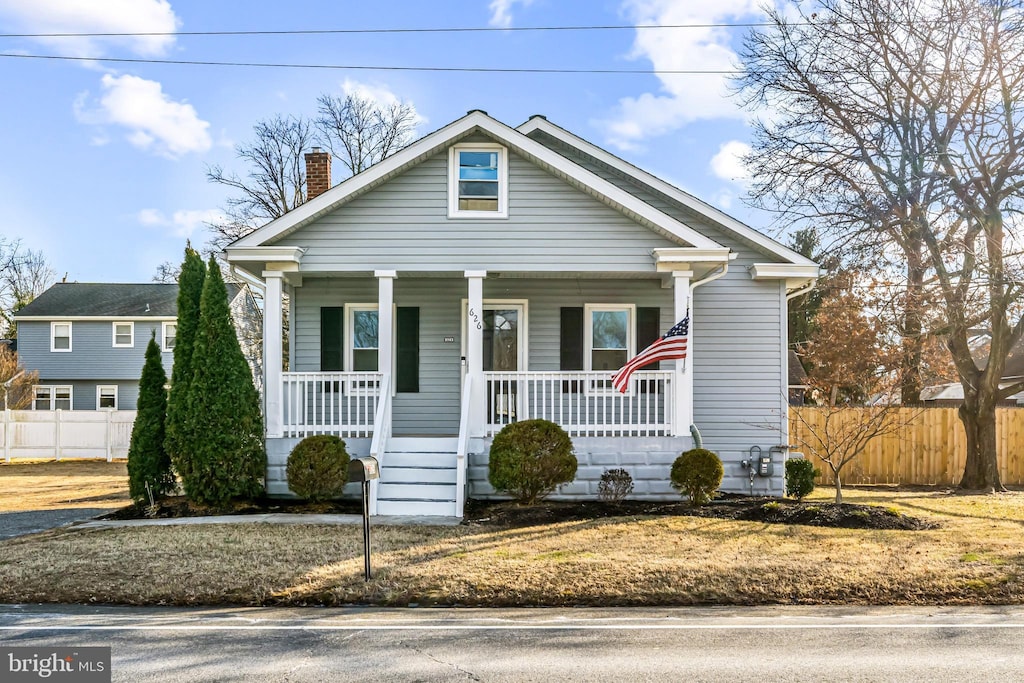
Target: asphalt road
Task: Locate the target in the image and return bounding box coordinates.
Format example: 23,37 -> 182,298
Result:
2,605 -> 1024,682
0,508 -> 109,540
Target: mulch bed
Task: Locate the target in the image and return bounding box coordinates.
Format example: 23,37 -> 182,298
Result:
101,495 -> 363,520
462,496 -> 939,531
102,494 -> 937,531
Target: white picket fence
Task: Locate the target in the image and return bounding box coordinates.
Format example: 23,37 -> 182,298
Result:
0,410 -> 137,462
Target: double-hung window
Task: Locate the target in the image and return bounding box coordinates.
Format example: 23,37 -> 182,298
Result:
449,144 -> 508,218
585,304 -> 635,390
51,322 -> 72,352
33,385 -> 72,411
162,322 -> 177,352
97,385 -> 118,409
112,322 -> 133,348
347,305 -> 379,372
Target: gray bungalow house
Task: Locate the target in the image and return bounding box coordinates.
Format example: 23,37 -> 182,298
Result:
225,110 -> 819,516
15,282 -> 260,411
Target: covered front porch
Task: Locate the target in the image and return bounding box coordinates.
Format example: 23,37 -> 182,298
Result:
237,249 -> 736,517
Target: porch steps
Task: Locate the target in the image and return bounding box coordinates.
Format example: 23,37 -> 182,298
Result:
376,437 -> 460,517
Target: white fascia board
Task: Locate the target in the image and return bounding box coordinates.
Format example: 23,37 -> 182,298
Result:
653,248 -> 735,263
223,245 -> 305,263
517,117 -> 818,267
16,315 -> 178,321
750,263 -> 821,280
233,111 -> 724,251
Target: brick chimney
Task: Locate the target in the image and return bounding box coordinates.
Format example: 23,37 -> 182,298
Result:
304,147 -> 332,200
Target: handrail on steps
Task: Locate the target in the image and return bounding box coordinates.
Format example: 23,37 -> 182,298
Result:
367,373 -> 392,515
455,374 -> 473,518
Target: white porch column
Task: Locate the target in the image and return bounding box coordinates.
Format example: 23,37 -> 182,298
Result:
262,270 -> 285,438
375,270 -> 396,389
465,270 -> 487,437
672,271 -> 693,437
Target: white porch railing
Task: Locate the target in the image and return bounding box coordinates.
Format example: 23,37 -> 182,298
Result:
282,372 -> 383,438
367,373 -> 392,515
455,374 -> 473,518
483,370 -> 674,437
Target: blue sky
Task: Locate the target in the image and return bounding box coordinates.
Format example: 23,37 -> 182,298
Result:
0,0 -> 768,283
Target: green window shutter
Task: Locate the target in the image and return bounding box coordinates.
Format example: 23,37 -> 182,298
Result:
560,307 -> 584,370
636,307 -> 661,370
320,307 -> 343,371
396,306 -> 420,393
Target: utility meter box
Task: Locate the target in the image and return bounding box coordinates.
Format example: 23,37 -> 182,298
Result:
349,457 -> 380,482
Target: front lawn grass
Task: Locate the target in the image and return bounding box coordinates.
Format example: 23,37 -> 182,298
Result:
0,488 -> 1022,607
0,460 -> 129,513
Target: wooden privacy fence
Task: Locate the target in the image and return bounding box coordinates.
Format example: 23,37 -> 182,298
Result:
789,407 -> 1024,486
0,410 -> 137,462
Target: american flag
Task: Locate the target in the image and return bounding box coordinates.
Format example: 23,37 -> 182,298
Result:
611,316 -> 689,393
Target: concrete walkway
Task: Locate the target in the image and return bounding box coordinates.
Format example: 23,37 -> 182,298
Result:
74,513 -> 462,530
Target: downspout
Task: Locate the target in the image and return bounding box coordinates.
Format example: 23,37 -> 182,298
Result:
229,265 -> 266,292
684,262 -> 729,447
785,279 -> 817,301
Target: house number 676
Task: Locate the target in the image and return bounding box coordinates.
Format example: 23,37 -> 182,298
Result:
468,307 -> 482,330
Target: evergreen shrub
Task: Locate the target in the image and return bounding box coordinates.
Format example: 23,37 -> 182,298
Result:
670,448 -> 724,507
488,419 -> 577,504
785,458 -> 820,500
286,435 -> 351,502
127,335 -> 175,500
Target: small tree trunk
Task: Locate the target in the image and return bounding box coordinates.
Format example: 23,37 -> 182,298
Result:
958,392 -> 1003,492
833,470 -> 843,504
901,246 -> 925,405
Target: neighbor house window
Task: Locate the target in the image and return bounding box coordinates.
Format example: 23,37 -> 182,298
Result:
33,385 -> 72,411
162,322 -> 177,352
112,322 -> 134,348
585,304 -> 635,372
97,386 -> 118,410
51,322 -> 72,352
449,144 -> 508,217
346,305 -> 379,372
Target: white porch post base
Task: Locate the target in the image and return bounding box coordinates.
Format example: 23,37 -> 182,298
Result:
263,270 -> 285,438
673,271 -> 692,437
465,271 -> 487,437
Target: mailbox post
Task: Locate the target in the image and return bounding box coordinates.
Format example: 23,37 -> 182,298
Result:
348,456 -> 380,581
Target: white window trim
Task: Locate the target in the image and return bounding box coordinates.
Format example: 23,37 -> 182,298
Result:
32,385 -> 73,411
50,321 -> 72,352
448,143 -> 509,219
460,299 -> 529,372
96,385 -> 118,410
343,304 -> 397,393
112,321 -> 134,348
162,321 -> 177,352
584,304 -> 635,393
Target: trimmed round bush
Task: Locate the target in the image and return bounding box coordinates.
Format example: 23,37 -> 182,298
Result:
287,435 -> 350,502
488,419 -> 577,504
670,448 -> 724,507
785,458 -> 820,500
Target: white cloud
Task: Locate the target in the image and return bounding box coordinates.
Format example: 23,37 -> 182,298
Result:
710,140 -> 751,183
339,78 -> 426,127
488,0 -> 535,28
0,0 -> 180,57
138,208 -> 224,238
75,74 -> 211,158
598,0 -> 762,150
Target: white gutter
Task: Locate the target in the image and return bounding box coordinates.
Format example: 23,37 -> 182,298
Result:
786,280 -> 817,301
230,265 -> 266,292
690,262 -> 729,293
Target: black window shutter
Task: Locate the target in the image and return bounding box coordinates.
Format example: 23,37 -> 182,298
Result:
320,307 -> 343,371
396,307 -> 420,393
636,307 -> 661,370
559,307 -> 584,370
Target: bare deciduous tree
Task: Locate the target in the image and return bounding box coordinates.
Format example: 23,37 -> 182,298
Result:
315,94 -> 418,177
0,343 -> 37,409
0,239 -> 54,338
736,0 -> 1024,491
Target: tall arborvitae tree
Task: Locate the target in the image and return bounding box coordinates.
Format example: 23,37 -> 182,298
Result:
127,334 -> 174,500
181,256 -> 265,505
165,245 -> 205,484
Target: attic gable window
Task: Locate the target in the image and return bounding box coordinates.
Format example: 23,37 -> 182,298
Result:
449,143 -> 508,218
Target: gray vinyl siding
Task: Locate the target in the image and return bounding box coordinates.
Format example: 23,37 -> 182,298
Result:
27,380 -> 139,411
17,320 -> 174,381
272,148 -> 683,273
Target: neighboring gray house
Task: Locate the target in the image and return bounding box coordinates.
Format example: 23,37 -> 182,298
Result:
15,282 -> 260,411
225,110 -> 819,516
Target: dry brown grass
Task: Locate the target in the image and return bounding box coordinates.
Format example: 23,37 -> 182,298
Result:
0,488 -> 1022,607
0,460 -> 129,512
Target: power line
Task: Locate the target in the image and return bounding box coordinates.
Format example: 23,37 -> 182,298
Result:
0,22 -> 782,39
0,52 -> 736,74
